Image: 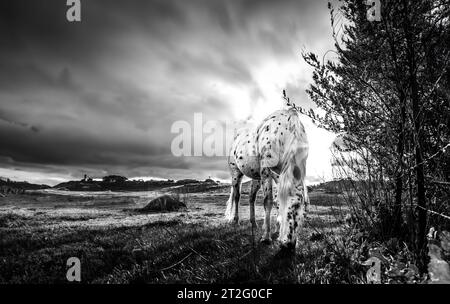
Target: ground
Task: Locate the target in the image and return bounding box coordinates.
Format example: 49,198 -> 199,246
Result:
0,185 -> 356,284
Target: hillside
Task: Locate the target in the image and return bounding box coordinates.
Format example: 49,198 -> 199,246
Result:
0,177 -> 50,192
309,178 -> 370,194
53,177 -> 223,192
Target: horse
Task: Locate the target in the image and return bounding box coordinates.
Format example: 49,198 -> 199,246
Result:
225,107 -> 309,249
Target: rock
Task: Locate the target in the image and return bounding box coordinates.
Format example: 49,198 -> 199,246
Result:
140,195 -> 186,212
204,178 -> 218,185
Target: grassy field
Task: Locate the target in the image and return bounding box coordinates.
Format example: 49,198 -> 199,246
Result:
0,187 -> 364,284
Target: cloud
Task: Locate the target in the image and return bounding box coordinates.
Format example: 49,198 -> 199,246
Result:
0,115 -> 40,133
0,0 -> 335,185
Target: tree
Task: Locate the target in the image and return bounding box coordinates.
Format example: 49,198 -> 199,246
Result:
302,0 -> 450,264
102,175 -> 128,183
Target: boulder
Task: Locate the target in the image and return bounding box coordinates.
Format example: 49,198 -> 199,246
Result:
140,195 -> 186,212
204,178 -> 218,185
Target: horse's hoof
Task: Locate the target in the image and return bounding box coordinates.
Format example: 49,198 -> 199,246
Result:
277,243 -> 296,258
260,238 -> 272,245
278,242 -> 296,254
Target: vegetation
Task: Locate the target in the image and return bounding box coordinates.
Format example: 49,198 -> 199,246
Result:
299,0 -> 450,273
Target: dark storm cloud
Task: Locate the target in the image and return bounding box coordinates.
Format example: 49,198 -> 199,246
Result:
0,108 -> 40,132
0,0 -> 334,184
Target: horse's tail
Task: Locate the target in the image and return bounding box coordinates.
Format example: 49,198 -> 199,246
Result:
224,188 -> 234,220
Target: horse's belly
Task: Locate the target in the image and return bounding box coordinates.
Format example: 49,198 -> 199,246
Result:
239,161 -> 260,179
230,130 -> 261,179
232,149 -> 261,179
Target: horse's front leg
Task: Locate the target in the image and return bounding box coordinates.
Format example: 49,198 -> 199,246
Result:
225,165 -> 243,224
260,175 -> 273,243
273,188 -> 281,237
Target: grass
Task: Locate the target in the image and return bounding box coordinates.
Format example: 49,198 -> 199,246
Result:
0,190 -> 366,284
0,220 -> 358,284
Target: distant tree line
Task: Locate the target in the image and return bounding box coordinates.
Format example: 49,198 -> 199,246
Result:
55,175 -> 218,192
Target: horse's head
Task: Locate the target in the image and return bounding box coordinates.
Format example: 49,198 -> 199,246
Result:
277,161 -> 308,248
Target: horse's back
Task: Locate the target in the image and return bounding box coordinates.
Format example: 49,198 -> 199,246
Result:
256,109 -> 308,174
228,108 -> 308,180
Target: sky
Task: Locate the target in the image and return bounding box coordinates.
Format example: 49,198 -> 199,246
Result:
0,0 -> 338,186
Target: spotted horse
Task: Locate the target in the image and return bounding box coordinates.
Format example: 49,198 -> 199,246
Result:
225,108 -> 309,250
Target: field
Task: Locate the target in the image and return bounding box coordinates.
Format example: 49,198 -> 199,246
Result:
0,186 -> 359,284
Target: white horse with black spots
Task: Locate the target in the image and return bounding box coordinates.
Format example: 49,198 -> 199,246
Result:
225,108 -> 309,250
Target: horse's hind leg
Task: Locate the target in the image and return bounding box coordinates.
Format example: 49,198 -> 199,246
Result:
260,173 -> 274,243
249,179 -> 261,229
225,167 -> 243,224
231,173 -> 243,224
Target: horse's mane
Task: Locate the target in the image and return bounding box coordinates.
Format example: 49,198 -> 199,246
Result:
277,108 -> 309,203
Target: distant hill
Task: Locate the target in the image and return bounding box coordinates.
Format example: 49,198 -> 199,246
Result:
53,176 -> 222,192
171,179 -> 225,193
0,177 -> 51,194
310,178 -> 369,194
